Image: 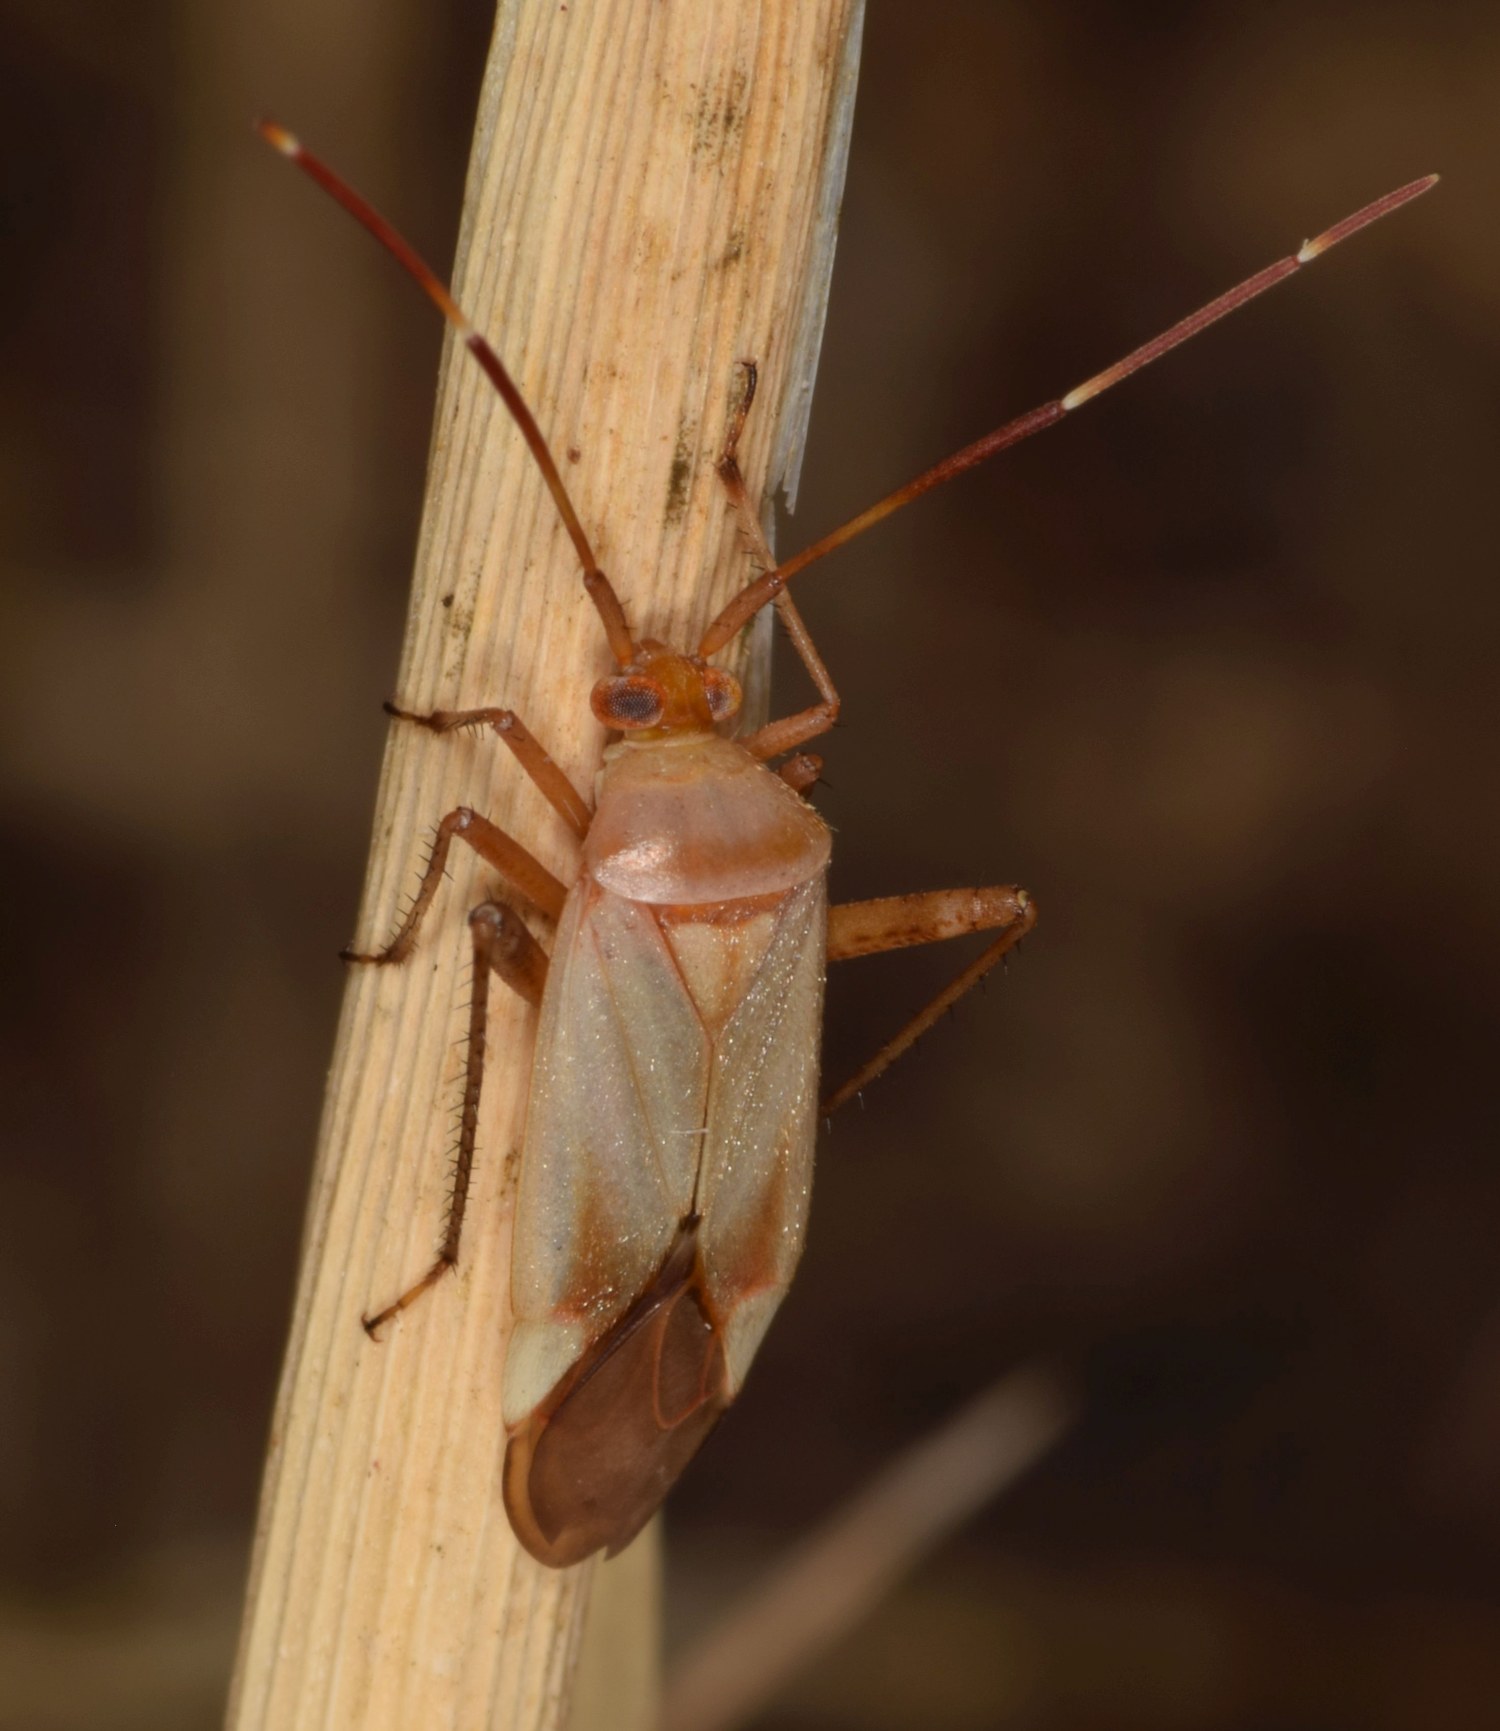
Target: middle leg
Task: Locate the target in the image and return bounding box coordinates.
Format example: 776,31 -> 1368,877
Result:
344,806 -> 568,965
824,886 -> 1036,1116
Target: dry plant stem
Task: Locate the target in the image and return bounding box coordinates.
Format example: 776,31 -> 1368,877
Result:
663,1367 -> 1074,1731
225,4 -> 865,1729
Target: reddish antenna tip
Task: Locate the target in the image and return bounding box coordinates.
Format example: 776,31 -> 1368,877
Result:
254,119 -> 301,158
1296,172 -> 1441,263
256,114 -> 629,657
702,167 -> 1440,640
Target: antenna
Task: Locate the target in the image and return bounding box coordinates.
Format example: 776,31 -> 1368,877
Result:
698,174 -> 1439,657
256,120 -> 637,665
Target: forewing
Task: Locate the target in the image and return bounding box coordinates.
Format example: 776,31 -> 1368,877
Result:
696,876 -> 826,1389
504,879 -> 711,1426
503,1226 -> 729,1568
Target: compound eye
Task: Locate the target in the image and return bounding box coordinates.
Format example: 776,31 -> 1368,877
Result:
701,667 -> 742,724
591,675 -> 666,730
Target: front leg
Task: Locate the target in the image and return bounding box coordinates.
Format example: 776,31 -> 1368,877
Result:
824,886 -> 1035,1115
716,361 -> 841,760
385,702 -> 591,838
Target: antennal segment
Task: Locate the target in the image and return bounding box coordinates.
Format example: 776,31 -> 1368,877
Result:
700,174 -> 1438,657
257,120 -> 636,664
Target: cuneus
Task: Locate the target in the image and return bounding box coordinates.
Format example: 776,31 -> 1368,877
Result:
260,124 -> 1434,1568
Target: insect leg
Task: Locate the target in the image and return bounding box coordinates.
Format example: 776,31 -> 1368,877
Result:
362,899 -> 548,1338
715,362 -> 841,760
385,702 -> 591,837
777,752 -> 823,793
823,887 -> 1036,1116
344,807 -> 567,965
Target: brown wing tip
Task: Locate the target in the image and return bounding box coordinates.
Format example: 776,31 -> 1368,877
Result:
502,1425 -> 606,1570
503,1374 -> 732,1568
502,1231 -> 733,1568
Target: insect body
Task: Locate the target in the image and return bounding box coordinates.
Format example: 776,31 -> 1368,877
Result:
259,122 -> 1434,1566
504,709 -> 829,1562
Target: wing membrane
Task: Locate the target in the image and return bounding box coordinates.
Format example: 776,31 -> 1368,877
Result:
503,1222 -> 729,1568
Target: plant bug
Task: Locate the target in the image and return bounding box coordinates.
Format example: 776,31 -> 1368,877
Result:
258,122 -> 1433,1567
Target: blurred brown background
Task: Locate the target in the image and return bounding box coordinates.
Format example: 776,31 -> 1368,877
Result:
2,2 -> 1494,1727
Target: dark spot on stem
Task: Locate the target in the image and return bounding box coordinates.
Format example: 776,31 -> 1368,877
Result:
665,426 -> 694,525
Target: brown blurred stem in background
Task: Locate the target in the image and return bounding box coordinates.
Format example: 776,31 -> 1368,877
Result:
665,1365 -> 1073,1731
225,4 -> 865,1729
